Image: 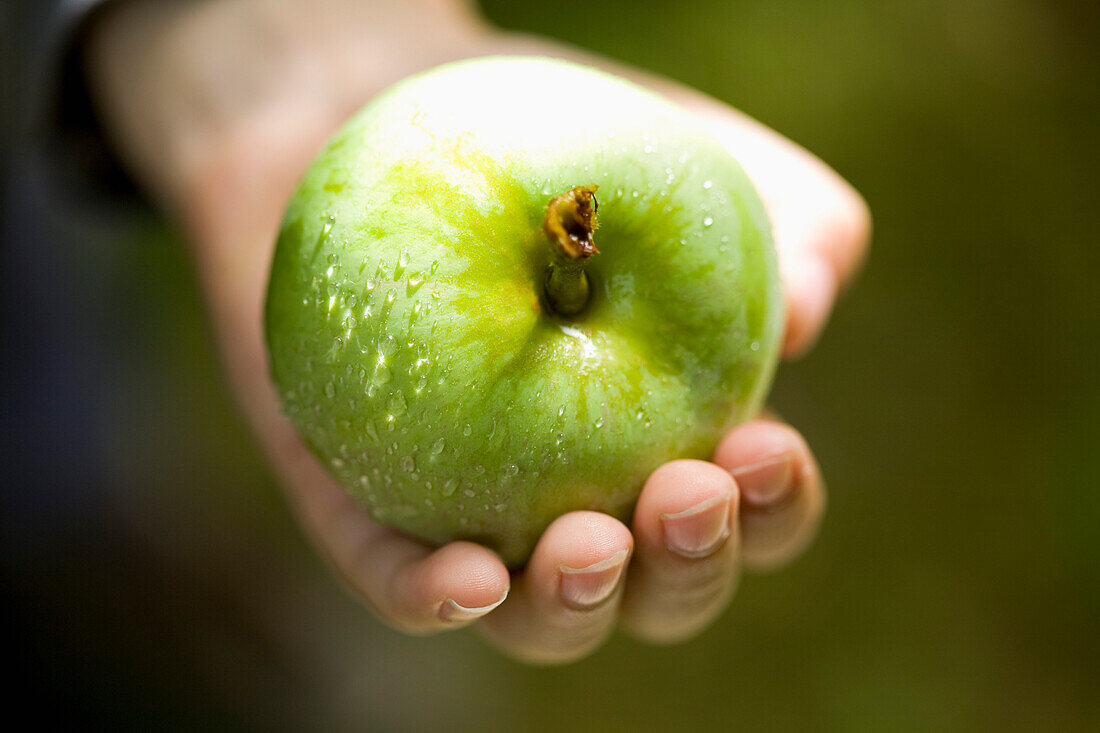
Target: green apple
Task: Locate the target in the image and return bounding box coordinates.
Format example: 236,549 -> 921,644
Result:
265,56 -> 783,566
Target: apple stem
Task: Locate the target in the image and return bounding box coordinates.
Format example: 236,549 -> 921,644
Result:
543,185 -> 599,316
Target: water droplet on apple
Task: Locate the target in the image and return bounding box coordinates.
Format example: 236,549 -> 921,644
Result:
394,249 -> 409,279
594,416 -> 604,429
463,424 -> 472,437
387,391 -> 407,417
431,438 -> 446,455
703,216 -> 714,227
441,478 -> 457,497
364,422 -> 380,444
750,341 -> 760,352
324,382 -> 336,398
406,275 -> 424,295
503,464 -> 519,477
401,455 -> 416,472
371,363 -> 391,386
703,180 -> 713,189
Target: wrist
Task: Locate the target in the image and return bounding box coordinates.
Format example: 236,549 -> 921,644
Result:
84,0 -> 490,221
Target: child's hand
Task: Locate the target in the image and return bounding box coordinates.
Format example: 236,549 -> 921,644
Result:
86,0 -> 868,664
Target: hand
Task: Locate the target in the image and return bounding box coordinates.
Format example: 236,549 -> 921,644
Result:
86,0 -> 869,663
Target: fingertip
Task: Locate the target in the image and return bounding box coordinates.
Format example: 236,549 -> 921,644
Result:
382,541 -> 509,631
638,457 -> 739,554
713,420 -> 826,571
641,460 -> 738,512
531,511 -> 634,580
713,420 -> 810,507
714,420 -> 810,472
432,541 -> 512,609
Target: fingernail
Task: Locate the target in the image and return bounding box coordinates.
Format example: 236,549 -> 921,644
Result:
439,588 -> 508,622
731,453 -> 795,507
661,491 -> 733,558
559,549 -> 629,610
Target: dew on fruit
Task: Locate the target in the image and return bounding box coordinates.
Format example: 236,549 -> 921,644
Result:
401,455 -> 416,473
463,424 -> 472,437
394,249 -> 409,279
703,216 -> 714,227
703,180 -> 713,189
371,362 -> 391,386
387,391 -> 408,417
318,215 -> 335,246
324,381 -> 336,398
464,489 -> 475,498
406,275 -> 425,295
431,438 -> 446,455
364,422 -> 380,444
441,478 -> 457,497
429,260 -> 440,275
474,465 -> 486,475
594,416 -> 605,429
503,463 -> 519,477
750,341 -> 760,352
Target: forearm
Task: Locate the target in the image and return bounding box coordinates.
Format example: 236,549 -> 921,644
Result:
83,0 -> 489,222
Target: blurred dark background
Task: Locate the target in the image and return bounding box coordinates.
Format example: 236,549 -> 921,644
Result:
3,0 -> 1098,729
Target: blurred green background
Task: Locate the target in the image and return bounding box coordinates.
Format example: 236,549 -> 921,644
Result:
9,0 -> 1100,729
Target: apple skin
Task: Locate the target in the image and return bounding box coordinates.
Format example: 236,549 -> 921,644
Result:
265,57 -> 784,566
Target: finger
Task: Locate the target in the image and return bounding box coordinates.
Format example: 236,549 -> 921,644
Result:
619,460 -> 741,644
712,420 -> 826,571
267,424 -> 510,634
478,511 -> 633,665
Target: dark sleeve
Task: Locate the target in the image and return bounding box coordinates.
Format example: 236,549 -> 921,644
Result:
14,0 -> 140,204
